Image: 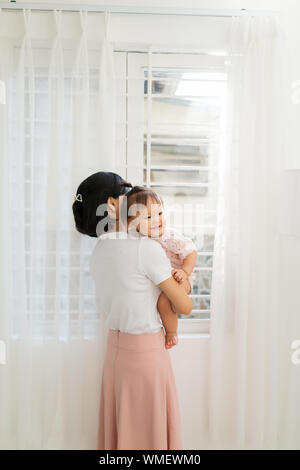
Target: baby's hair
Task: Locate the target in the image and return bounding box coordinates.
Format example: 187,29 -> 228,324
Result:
120,185 -> 164,227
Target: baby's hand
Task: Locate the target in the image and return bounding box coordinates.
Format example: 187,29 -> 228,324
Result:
172,268 -> 188,284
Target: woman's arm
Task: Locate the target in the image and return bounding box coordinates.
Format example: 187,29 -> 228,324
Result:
139,238 -> 193,315
158,277 -> 193,315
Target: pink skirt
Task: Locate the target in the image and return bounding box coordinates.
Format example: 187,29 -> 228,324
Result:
97,326 -> 183,450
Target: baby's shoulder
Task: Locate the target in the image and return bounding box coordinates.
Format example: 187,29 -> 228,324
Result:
163,226 -> 184,241
162,227 -> 196,255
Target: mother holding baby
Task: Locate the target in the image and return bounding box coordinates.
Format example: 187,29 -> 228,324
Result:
72,171 -> 193,450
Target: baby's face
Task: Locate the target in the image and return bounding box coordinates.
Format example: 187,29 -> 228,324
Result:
131,199 -> 166,239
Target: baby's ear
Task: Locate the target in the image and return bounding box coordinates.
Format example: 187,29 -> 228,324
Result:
107,197 -> 117,217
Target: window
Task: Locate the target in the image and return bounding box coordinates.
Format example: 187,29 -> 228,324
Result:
115,51 -> 228,334
8,44 -> 226,339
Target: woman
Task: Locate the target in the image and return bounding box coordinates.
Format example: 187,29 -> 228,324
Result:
72,171 -> 192,450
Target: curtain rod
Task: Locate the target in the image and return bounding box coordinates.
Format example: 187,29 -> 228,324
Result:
1,3 -> 279,17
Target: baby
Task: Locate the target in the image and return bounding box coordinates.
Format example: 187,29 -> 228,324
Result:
123,186 -> 197,349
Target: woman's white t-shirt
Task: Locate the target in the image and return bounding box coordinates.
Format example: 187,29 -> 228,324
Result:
89,231 -> 173,334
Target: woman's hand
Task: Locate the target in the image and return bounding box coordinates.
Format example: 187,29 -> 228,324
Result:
172,268 -> 188,284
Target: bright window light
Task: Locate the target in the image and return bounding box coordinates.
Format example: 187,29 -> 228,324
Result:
175,72 -> 227,97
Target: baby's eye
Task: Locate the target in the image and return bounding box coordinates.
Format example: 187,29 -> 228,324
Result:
159,211 -> 162,215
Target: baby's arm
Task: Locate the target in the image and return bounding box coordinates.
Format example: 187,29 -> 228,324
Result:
172,250 -> 197,283
182,250 -> 197,276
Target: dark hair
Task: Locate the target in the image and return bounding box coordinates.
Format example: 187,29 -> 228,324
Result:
72,172 -> 132,237
120,185 -> 163,227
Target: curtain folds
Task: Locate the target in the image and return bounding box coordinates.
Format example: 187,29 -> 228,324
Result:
0,8 -> 299,451
0,9 -> 115,449
209,15 -> 300,450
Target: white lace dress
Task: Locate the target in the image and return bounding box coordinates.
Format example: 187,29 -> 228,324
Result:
155,227 -> 197,291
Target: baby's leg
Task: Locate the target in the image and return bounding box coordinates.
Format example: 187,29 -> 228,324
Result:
157,292 -> 178,349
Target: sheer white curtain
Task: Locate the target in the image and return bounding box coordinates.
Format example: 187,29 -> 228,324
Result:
0,9 -> 115,449
209,15 -> 300,449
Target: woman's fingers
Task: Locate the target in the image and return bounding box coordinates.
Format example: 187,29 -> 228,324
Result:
172,270 -> 183,283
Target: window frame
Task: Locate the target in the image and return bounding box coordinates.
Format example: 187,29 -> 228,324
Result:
115,50 -> 228,335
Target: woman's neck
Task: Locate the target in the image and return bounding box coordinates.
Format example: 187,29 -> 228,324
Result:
107,219 -> 126,233
114,219 -> 120,232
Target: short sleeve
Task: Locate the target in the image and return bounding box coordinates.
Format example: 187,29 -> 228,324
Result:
167,228 -> 197,258
139,238 -> 172,285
